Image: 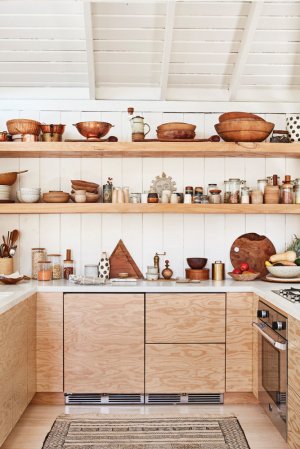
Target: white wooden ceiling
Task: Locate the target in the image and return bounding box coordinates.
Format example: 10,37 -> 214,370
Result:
0,0 -> 300,102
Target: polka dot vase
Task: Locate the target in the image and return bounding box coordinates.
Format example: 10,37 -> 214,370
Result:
286,115 -> 300,142
98,251 -> 110,281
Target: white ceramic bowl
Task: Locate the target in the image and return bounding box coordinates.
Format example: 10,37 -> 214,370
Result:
19,187 -> 41,193
0,185 -> 11,191
17,191 -> 40,203
267,265 -> 300,278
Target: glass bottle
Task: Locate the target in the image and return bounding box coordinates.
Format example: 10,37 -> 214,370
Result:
48,254 -> 62,280
63,249 -> 74,280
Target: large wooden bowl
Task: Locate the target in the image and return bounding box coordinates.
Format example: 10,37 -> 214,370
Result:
215,119 -> 274,142
219,112 -> 264,122
157,122 -> 196,132
0,170 -> 28,186
6,119 -> 41,135
157,130 -> 196,140
73,122 -> 113,139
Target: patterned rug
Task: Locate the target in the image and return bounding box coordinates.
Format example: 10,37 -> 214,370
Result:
42,415 -> 250,448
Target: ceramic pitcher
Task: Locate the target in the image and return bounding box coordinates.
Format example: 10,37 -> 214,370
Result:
130,116 -> 150,140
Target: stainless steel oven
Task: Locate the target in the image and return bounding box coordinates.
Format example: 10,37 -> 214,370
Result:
253,301 -> 287,440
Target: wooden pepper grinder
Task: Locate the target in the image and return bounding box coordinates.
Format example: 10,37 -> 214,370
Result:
162,260 -> 173,280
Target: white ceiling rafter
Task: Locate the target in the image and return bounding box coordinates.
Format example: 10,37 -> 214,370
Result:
229,0 -> 264,101
83,1 -> 96,100
160,0 -> 176,101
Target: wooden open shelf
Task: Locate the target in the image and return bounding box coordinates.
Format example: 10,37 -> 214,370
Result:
1,203 -> 300,215
0,141 -> 300,158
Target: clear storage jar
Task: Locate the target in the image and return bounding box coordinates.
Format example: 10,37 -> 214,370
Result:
32,248 -> 46,279
241,187 -> 250,204
229,178 -> 241,204
281,183 -> 293,204
223,180 -> 230,203
37,261 -> 52,281
48,254 -> 62,280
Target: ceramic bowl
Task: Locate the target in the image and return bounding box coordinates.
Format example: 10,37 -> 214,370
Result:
267,266 -> 300,278
19,187 -> 41,193
186,258 -> 207,269
17,191 -> 40,203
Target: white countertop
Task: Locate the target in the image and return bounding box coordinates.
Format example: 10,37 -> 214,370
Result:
0,279 -> 299,320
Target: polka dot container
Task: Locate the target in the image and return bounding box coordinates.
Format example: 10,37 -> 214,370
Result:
286,115 -> 300,142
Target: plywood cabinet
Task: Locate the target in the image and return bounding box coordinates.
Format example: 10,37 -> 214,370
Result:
36,293 -> 63,392
64,294 -> 144,393
146,343 -> 225,393
0,294 -> 37,447
146,293 -> 225,343
288,315 -> 300,449
226,293 -> 253,392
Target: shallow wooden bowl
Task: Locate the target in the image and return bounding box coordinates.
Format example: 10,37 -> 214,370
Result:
186,258 -> 207,269
43,191 -> 70,203
215,120 -> 274,142
218,112 -> 264,122
228,272 -> 260,281
157,130 -> 196,140
157,122 -> 196,132
0,275 -> 30,284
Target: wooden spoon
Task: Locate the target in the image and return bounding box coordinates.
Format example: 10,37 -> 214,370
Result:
9,229 -> 19,247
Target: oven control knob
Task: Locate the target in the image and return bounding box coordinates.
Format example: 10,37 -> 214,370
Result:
257,310 -> 269,318
272,321 -> 286,331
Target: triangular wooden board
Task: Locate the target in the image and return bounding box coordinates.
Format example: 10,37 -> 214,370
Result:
109,239 -> 144,279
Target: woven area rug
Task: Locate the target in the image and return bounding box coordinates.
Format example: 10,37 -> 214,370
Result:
42,415 -> 250,448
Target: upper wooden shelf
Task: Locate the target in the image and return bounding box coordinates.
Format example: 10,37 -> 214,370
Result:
0,141 -> 300,158
1,203 -> 300,215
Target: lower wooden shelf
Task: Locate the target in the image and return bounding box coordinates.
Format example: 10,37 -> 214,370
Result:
1,203 -> 300,214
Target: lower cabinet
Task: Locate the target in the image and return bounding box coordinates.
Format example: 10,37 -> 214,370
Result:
64,293 -> 144,393
146,343 -> 225,393
0,294 -> 37,447
288,315 -> 300,448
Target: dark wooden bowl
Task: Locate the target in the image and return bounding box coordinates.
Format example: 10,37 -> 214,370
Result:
187,258 -> 207,269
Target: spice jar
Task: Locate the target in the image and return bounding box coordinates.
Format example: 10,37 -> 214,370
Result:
209,189 -> 222,204
229,178 -> 241,204
185,186 -> 193,195
147,192 -> 159,203
63,249 -> 74,280
130,193 -> 141,203
32,248 -> 46,279
195,186 -> 203,195
200,195 -> 209,204
48,254 -> 62,280
251,189 -> 263,204
281,182 -> 293,204
257,179 -> 267,195
223,180 -> 230,203
240,187 -> 250,204
294,184 -> 300,204
37,261 -> 52,281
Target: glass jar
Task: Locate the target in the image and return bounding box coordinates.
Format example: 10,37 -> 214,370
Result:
195,186 -> 203,195
147,192 -> 159,203
193,194 -> 202,204
37,261 -> 52,281
251,189 -> 263,204
223,180 -> 230,203
294,184 -> 300,204
281,183 -> 293,204
200,195 -> 209,204
185,186 -> 193,195
31,248 -> 46,279
229,178 -> 241,204
209,189 -> 222,204
207,183 -> 217,195
84,264 -> 98,277
240,187 -> 250,204
130,193 -> 141,203
257,179 -> 267,194
64,249 -> 74,280
48,254 -> 62,280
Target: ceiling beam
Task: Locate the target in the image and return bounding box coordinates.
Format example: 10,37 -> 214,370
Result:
229,0 -> 264,100
160,1 -> 176,101
83,2 -> 96,100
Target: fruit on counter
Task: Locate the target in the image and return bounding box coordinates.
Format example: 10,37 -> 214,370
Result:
274,260 -> 296,266
265,261 -> 272,267
239,262 -> 249,272
232,267 -> 242,274
269,250 -> 296,263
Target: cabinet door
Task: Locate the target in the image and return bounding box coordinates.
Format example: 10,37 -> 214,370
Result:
288,315 -> 300,394
226,293 -> 253,392
37,293 -> 63,392
64,294 -> 144,393
146,344 -> 225,393
288,386 -> 300,449
27,294 -> 37,403
146,293 -> 225,343
0,309 -> 13,446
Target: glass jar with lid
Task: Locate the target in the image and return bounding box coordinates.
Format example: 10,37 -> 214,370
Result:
48,254 -> 62,280
294,184 -> 300,204
257,179 -> 267,194
37,261 -> 52,281
32,248 -> 46,279
200,195 -> 209,204
241,187 -> 250,204
223,180 -> 230,203
281,182 -> 293,204
229,178 -> 241,204
209,189 -> 222,204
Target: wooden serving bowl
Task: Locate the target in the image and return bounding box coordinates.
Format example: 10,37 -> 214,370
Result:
218,112 -> 264,122
186,258 -> 207,269
228,272 -> 260,281
0,170 -> 28,186
6,119 -> 41,135
157,122 -> 196,132
157,130 -> 196,140
215,119 -> 274,142
43,191 -> 70,203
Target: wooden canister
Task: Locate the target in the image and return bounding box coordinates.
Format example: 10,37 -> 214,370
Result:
264,185 -> 280,204
0,258 -> 13,275
185,268 -> 209,280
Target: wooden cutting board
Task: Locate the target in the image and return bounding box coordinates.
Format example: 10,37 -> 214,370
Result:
109,239 -> 144,279
230,233 -> 276,278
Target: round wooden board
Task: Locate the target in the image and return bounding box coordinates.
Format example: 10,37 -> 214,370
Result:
262,275 -> 300,283
230,232 -> 276,278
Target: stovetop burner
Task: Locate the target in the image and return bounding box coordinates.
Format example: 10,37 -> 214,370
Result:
273,287 -> 300,303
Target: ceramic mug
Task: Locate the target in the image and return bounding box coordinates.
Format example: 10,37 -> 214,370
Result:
170,193 -> 178,204
184,193 -> 192,204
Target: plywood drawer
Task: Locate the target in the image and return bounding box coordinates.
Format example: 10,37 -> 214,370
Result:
146,293 -> 225,343
145,343 -> 225,393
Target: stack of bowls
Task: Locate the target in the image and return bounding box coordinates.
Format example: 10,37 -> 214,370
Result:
17,187 -> 41,203
156,122 -> 196,140
0,185 -> 12,202
6,119 -> 41,142
214,112 -> 274,142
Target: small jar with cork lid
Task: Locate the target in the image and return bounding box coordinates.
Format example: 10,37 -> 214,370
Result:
281,175 -> 293,204
48,254 -> 62,280
63,249 -> 75,280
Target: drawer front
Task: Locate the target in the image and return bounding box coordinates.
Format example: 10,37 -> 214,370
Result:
145,343 -> 225,393
146,293 -> 225,343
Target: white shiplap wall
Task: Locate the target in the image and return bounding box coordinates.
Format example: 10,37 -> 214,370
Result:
0,109 -> 299,278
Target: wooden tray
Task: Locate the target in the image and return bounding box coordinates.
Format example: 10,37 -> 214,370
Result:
262,275 -> 300,283
65,136 -> 118,142
133,135 -> 220,143
230,233 -> 276,278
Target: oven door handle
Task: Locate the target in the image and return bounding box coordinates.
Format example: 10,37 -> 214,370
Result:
252,322 -> 287,351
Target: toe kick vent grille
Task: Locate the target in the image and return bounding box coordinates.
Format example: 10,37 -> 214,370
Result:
146,393 -> 223,404
65,393 -> 144,405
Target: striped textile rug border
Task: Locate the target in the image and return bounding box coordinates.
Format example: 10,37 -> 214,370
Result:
42,415 -> 250,448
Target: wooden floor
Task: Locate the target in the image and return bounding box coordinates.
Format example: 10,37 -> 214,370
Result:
2,403 -> 289,449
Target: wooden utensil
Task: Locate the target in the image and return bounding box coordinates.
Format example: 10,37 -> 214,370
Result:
109,239 -> 143,279
230,233 -> 276,278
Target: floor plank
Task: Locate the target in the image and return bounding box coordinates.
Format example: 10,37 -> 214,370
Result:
1,404 -> 289,449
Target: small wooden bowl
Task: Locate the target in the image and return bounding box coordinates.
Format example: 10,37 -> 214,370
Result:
187,258 -> 207,269
228,272 -> 260,281
0,275 -> 30,285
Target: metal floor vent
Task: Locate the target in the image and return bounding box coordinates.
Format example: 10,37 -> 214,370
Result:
65,393 -> 144,405
146,393 -> 223,404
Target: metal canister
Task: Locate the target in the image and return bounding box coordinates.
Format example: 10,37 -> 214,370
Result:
212,260 -> 225,281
